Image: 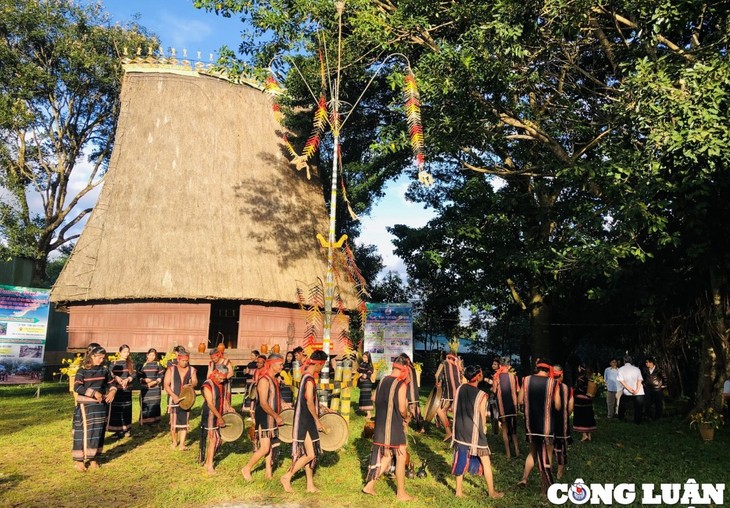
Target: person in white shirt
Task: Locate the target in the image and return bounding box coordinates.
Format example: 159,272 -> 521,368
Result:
603,358 -> 620,419
616,355 -> 644,424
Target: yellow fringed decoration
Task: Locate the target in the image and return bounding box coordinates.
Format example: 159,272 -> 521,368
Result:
404,72 -> 432,186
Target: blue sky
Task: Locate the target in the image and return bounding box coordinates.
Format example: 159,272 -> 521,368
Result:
91,0 -> 435,277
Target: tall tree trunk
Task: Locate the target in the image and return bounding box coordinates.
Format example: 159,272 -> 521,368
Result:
32,256 -> 48,287
530,289 -> 551,362
693,267 -> 730,411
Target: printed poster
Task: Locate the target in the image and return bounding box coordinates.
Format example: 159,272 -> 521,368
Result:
0,285 -> 51,384
364,303 -> 413,379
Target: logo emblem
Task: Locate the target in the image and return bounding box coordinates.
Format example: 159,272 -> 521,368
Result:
568,479 -> 591,504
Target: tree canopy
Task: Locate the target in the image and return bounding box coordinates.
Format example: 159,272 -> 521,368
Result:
0,0 -> 155,285
196,0 -> 729,406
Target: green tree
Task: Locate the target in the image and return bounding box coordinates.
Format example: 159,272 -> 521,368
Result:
0,0 -> 155,284
195,0 -> 730,405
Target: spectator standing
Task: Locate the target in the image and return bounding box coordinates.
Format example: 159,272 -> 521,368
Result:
643,356 -> 666,420
617,355 -> 644,424
603,358 -> 620,419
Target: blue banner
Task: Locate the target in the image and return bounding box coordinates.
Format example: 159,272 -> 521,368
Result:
364,303 -> 413,379
0,285 -> 51,383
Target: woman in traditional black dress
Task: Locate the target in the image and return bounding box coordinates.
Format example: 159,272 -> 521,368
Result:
573,363 -> 597,442
108,344 -> 135,438
280,351 -> 295,404
72,345 -> 117,472
138,348 -> 164,425
357,351 -> 375,419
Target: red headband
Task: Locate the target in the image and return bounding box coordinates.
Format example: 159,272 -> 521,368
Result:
536,362 -> 554,378
177,354 -> 189,360
392,363 -> 410,382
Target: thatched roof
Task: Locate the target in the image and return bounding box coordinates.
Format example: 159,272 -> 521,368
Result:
51,65 -> 340,306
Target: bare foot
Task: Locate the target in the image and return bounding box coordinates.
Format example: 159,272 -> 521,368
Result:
517,480 -> 527,488
178,445 -> 190,451
362,485 -> 376,496
455,492 -> 464,498
281,474 -> 293,493
396,493 -> 414,502
443,434 -> 452,442
170,443 -> 178,450
88,461 -> 99,470
489,491 -> 505,499
206,466 -> 216,475
74,462 -> 87,473
306,486 -> 319,493
241,468 -> 253,482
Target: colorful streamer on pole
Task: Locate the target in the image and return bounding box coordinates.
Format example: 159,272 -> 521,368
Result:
404,71 -> 432,186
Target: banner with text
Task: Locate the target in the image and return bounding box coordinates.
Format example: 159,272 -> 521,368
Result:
364,303 -> 413,380
0,285 -> 51,383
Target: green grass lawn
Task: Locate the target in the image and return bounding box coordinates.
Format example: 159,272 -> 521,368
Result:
0,383 -> 727,508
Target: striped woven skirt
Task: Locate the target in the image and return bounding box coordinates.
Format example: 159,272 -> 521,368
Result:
140,387 -> 162,425
72,402 -> 109,462
107,389 -> 133,432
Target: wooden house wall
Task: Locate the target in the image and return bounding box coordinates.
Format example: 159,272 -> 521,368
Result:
66,301 -> 348,356
67,302 -> 210,352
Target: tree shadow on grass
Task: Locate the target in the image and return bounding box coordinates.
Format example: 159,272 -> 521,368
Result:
0,472 -> 24,493
408,431 -> 452,489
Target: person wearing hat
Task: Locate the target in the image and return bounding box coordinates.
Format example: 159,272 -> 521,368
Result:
281,349 -> 328,494
199,364 -> 229,474
242,353 -> 285,481
164,349 -> 198,450
451,365 -> 504,500
72,344 -> 117,472
643,356 -> 666,420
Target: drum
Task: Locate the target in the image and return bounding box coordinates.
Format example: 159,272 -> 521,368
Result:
220,412 -> 244,442
178,385 -> 196,411
319,412 -> 348,452
278,408 -> 295,443
423,384 -> 442,423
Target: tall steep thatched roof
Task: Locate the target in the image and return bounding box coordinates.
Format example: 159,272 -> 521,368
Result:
51,64 -> 336,306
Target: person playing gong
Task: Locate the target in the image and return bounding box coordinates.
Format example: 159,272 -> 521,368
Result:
362,355 -> 414,502
163,349 -> 198,450
199,364 -> 228,474
451,365 -> 504,499
434,352 -> 462,441
280,350 -> 328,494
242,353 -> 285,481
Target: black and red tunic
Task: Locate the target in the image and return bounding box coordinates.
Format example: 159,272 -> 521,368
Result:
494,369 -> 519,418
440,357 -> 462,402
290,373 -> 321,469
523,374 -> 557,443
373,375 -> 406,448
452,384 -> 490,456
553,382 -> 573,443
254,372 -> 282,438
167,365 -> 195,429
